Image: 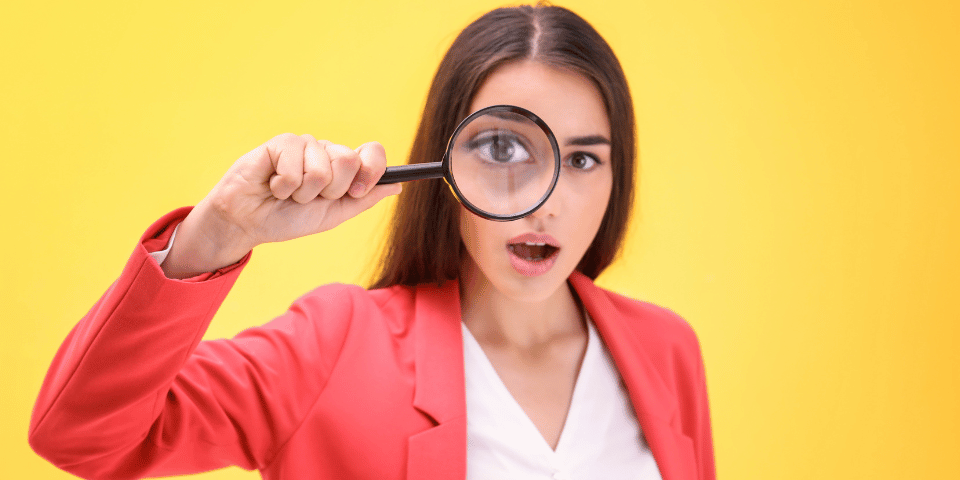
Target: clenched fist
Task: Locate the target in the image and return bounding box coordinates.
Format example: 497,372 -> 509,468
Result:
161,134 -> 401,279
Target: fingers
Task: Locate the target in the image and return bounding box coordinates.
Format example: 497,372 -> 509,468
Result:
260,134 -> 388,204
325,183 -> 403,227
267,133 -> 306,200
350,141 -> 388,198
290,135 -> 331,204
319,143 -> 362,200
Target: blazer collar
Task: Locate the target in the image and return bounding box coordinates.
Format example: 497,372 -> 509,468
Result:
569,271 -> 698,480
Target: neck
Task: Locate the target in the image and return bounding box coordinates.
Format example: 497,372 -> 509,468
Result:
458,264 -> 586,350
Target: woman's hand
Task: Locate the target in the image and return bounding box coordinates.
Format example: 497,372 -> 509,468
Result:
161,133 -> 401,279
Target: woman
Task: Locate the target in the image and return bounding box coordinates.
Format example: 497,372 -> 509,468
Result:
29,4 -> 714,480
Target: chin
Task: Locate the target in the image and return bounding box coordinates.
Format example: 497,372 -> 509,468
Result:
493,261 -> 576,304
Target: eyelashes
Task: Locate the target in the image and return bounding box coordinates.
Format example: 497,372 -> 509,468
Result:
567,152 -> 601,170
465,131 -> 533,165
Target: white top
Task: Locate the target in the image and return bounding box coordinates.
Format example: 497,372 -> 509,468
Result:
462,316 -> 662,480
149,224 -> 178,265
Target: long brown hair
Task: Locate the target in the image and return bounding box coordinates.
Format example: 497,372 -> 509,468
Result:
369,4 -> 636,289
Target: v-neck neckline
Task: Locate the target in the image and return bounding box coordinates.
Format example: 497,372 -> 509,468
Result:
460,315 -> 598,455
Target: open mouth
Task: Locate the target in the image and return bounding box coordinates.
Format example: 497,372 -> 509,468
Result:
508,242 -> 560,261
506,234 -> 561,276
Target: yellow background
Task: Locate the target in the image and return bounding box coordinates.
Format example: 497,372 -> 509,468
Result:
2,0 -> 957,478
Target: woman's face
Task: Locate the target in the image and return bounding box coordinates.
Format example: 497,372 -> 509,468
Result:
459,60 -> 613,303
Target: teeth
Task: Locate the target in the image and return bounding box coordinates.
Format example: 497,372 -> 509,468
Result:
524,242 -> 547,246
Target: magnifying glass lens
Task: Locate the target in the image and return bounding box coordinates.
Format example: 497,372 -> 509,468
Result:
376,105 -> 561,221
448,110 -> 558,218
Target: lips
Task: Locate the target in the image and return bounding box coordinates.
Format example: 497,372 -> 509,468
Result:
506,233 -> 560,276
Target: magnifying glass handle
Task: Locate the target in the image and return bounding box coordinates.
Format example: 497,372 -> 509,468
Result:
377,162 -> 445,185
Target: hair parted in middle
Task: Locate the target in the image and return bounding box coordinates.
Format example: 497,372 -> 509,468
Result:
370,4 -> 636,289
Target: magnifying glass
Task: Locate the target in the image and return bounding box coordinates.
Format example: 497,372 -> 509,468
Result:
377,105 -> 561,221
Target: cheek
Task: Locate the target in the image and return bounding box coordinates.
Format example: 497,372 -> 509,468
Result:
579,175 -> 613,242
458,207 -> 486,257
576,174 -> 612,215
597,179 -> 613,220
459,206 -> 510,267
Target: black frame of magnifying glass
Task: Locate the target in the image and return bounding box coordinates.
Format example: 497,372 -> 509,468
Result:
377,105 -> 561,222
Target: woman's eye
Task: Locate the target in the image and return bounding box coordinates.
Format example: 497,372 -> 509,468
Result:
469,133 -> 531,164
567,152 -> 599,170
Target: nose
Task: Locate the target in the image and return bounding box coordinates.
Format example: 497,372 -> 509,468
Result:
529,175 -> 566,220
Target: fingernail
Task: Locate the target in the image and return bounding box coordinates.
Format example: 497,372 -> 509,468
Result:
349,181 -> 366,196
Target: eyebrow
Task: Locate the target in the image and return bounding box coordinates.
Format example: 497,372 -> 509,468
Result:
565,135 -> 611,147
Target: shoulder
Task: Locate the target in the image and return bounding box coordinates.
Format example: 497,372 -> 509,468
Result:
572,273 -> 703,362
602,287 -> 699,349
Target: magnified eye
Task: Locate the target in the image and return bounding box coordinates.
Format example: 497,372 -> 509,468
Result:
466,131 -> 531,164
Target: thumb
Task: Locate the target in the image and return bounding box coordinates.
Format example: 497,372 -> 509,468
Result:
321,183 -> 402,229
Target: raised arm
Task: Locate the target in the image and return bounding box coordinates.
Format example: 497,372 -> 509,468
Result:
29,135 -> 400,479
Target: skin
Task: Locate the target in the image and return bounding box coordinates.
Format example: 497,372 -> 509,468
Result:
163,59 -> 613,452
459,60 -> 614,449
162,137 -> 399,279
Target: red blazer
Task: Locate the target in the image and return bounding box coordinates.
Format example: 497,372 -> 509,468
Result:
29,208 -> 715,480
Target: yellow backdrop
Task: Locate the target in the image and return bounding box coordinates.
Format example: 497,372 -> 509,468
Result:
2,0 -> 957,478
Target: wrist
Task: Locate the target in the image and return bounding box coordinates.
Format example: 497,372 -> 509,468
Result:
160,205 -> 255,279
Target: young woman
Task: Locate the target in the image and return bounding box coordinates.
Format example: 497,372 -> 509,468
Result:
29,5 -> 714,480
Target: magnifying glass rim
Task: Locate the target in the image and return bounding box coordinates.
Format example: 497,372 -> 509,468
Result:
443,104 -> 562,222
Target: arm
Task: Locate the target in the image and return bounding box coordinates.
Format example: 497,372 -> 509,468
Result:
29,209 -> 360,479
28,209 -> 255,477
30,135 -> 399,479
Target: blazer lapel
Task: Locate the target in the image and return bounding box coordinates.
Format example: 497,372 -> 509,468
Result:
569,272 -> 699,480
404,274 -> 698,480
407,280 -> 467,480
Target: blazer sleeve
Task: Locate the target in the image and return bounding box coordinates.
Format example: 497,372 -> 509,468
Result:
28,208 -> 352,479
686,327 -> 716,480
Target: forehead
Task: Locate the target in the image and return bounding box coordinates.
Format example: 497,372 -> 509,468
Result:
469,61 -> 610,141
